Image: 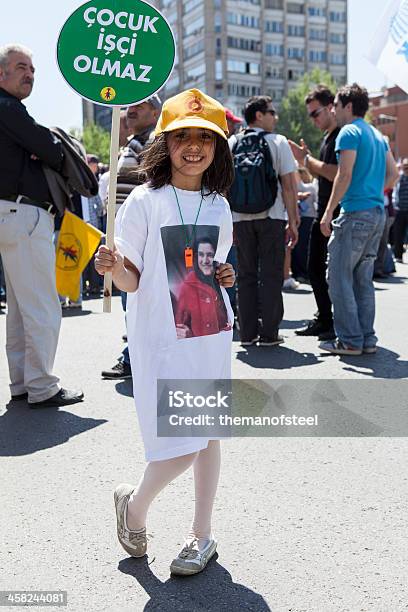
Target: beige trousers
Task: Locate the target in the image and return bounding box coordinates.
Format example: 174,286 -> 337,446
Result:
0,201 -> 61,402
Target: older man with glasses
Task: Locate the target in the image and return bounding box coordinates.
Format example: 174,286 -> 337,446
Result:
289,85 -> 340,341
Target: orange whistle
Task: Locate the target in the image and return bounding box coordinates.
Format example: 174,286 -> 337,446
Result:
184,247 -> 193,268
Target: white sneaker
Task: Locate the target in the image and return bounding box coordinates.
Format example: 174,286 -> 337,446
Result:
114,483 -> 149,557
170,537 -> 217,576
283,277 -> 300,290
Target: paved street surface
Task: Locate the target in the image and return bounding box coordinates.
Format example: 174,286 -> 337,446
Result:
1,264 -> 407,612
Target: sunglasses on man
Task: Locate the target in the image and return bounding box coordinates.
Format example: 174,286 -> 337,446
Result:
264,109 -> 277,116
308,106 -> 326,119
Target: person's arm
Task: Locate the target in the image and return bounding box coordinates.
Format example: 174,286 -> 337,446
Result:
384,150 -> 399,190
94,245 -> 140,292
288,138 -> 337,181
281,171 -> 299,247
0,99 -> 63,170
320,150 -> 356,237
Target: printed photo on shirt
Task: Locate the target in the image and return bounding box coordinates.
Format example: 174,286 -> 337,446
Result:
160,224 -> 232,340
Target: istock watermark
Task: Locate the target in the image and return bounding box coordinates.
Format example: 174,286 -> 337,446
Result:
157,379 -> 408,437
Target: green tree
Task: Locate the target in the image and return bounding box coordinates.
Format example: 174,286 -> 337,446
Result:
278,68 -> 339,157
69,122 -> 111,164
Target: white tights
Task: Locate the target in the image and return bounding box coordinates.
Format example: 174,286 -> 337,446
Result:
127,440 -> 221,540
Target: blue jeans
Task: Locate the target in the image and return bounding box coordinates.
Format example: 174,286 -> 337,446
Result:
327,206 -> 385,349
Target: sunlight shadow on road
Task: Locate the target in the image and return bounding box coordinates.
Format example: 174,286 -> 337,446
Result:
118,555 -> 272,611
0,404 -> 107,456
236,345 -> 322,370
338,347 -> 408,379
115,379 -> 133,397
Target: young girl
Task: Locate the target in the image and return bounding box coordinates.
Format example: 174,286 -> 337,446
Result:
95,89 -> 235,576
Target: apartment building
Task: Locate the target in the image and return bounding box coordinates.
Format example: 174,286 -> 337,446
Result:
160,0 -> 347,115
83,0 -> 347,127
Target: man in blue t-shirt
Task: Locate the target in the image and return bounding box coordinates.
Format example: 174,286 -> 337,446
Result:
319,83 -> 398,355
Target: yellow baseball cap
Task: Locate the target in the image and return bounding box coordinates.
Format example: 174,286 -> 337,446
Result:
155,89 -> 228,140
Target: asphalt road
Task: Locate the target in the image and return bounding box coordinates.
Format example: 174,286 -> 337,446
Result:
0,263 -> 407,612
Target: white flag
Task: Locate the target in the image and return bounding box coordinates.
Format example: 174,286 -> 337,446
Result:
367,0 -> 408,93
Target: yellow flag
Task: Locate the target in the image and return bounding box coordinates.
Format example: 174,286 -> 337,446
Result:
56,210 -> 103,302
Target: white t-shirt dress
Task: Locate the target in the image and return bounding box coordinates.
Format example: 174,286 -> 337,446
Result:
115,184 -> 233,461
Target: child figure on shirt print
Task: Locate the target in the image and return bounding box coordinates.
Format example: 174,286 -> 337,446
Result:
160,224 -> 232,339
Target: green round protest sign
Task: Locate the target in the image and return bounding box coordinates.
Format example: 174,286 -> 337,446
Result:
57,0 -> 176,107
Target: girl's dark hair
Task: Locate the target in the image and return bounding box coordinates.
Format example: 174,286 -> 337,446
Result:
137,132 -> 234,196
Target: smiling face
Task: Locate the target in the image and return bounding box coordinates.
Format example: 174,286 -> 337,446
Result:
0,51 -> 35,100
197,242 -> 215,276
167,127 -> 216,188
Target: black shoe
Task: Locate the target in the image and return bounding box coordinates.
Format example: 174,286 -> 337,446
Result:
258,335 -> 284,347
295,319 -> 331,337
318,327 -> 336,341
29,388 -> 84,408
122,334 -> 128,342
11,392 -> 28,401
373,272 -> 388,280
101,361 -> 132,379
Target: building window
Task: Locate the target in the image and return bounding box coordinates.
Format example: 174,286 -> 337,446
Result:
265,20 -> 283,33
265,43 -> 284,56
183,39 -> 205,60
266,88 -> 283,101
183,0 -> 202,14
309,50 -> 327,62
265,66 -> 284,79
227,59 -> 260,74
227,12 -> 260,28
216,37 -> 222,57
228,83 -> 262,97
288,68 -> 304,80
215,60 -> 223,80
330,11 -> 346,23
183,16 -> 204,37
227,37 -> 261,52
184,63 -> 206,83
329,53 -> 346,65
308,6 -> 327,17
288,24 -> 305,37
287,3 -> 304,14
310,28 -> 327,41
215,12 -> 222,33
265,0 -> 283,8
287,47 -> 304,59
330,32 -> 346,44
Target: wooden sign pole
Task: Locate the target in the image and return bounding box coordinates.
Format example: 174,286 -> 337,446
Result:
103,106 -> 121,313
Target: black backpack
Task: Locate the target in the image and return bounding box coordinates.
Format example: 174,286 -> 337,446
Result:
229,129 -> 278,214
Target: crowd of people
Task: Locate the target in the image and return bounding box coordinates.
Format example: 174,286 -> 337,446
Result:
0,43 -> 405,398
0,41 -> 405,576
0,44 -> 406,373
